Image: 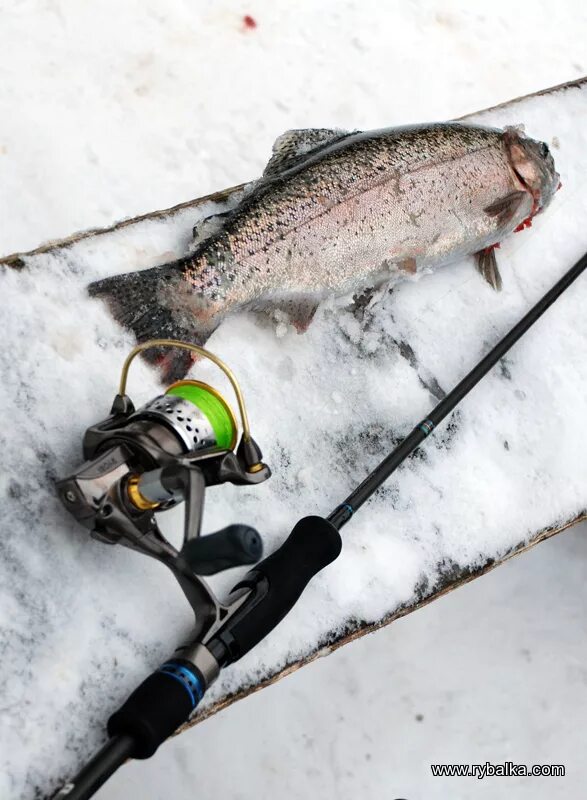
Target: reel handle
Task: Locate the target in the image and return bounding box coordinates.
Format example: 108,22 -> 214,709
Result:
181,524 -> 263,575
209,516 -> 342,663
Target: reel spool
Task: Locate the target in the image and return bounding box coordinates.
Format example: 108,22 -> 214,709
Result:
151,380 -> 238,453
57,340 -> 271,627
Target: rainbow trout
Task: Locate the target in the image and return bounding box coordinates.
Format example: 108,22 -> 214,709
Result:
89,122 -> 559,379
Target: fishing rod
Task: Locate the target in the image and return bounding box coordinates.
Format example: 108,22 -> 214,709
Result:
54,250 -> 586,799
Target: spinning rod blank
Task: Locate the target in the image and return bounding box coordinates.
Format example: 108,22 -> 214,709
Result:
329,250 -> 587,529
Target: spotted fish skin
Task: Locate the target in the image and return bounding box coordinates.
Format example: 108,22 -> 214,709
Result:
89,122 -> 559,378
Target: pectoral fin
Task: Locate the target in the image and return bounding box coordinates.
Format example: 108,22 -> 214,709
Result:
475,247 -> 503,291
484,191 -> 527,226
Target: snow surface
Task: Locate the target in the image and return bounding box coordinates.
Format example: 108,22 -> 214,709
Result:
1,80 -> 585,800
1,3 -> 586,799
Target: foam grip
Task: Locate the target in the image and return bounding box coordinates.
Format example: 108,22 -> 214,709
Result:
214,516 -> 342,662
107,666 -> 199,759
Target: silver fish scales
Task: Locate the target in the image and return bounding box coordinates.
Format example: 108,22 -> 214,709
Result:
90,122 -> 559,379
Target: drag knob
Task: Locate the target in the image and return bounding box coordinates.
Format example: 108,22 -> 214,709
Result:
181,524 -> 263,575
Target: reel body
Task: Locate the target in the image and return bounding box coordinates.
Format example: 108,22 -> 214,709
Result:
57,341 -> 270,642
54,339 -> 342,791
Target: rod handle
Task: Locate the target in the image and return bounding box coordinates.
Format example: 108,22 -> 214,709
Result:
211,516 -> 342,662
107,660 -> 204,758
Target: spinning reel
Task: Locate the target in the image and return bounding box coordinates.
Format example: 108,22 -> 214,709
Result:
57,339 -> 271,644
54,340 -> 343,798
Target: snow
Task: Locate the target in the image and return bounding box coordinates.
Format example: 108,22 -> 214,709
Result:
1,3 -> 586,799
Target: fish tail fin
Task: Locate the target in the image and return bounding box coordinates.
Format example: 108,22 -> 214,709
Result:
89,263 -> 218,383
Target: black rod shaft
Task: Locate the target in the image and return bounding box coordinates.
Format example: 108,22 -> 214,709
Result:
52,735 -> 135,800
328,250 -> 587,530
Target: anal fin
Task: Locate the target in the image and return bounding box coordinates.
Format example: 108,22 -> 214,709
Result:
191,211 -> 232,249
254,296 -> 320,333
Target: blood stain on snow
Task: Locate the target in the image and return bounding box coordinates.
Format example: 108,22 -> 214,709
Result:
243,15 -> 257,30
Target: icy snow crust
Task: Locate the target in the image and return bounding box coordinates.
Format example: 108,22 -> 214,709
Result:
1,84 -> 586,796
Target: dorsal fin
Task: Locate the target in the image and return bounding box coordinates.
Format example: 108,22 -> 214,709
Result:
263,128 -> 355,177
